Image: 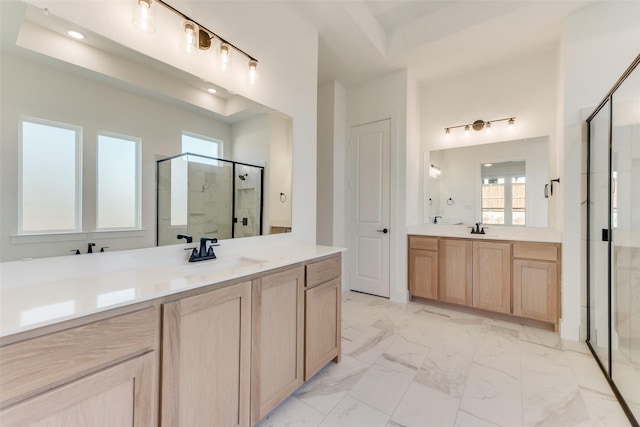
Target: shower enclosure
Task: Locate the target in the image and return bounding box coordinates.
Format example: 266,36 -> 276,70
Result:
156,153 -> 264,246
587,53 -> 640,426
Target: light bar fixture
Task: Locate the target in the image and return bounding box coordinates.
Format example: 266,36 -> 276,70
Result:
132,0 -> 259,84
444,117 -> 515,137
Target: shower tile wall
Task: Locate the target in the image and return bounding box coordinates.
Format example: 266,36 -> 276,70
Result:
234,169 -> 261,238
187,162 -> 233,240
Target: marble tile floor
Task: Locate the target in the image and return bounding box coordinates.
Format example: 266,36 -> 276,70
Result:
256,291 -> 633,427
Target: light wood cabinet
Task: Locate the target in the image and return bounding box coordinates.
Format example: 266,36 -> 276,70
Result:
439,239 -> 473,306
305,255 -> 342,380
0,308 -> 157,427
513,242 -> 560,325
0,352 -> 155,427
409,236 -> 439,300
473,241 -> 511,314
409,236 -> 560,327
251,266 -> 305,425
1,253 -> 343,427
161,282 -> 252,427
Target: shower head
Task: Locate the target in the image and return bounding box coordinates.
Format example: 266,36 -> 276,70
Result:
239,173 -> 248,180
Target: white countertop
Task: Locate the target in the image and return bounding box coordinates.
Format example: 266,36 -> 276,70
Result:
0,239 -> 344,338
407,224 -> 562,243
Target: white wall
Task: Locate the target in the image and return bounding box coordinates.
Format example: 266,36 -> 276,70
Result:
558,1 -> 640,340
268,113 -> 293,228
1,53 -> 233,260
317,82 -> 335,245
346,69 -> 413,302
24,0 -> 319,245
420,51 -> 560,229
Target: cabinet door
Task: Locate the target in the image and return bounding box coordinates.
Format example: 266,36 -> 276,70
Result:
473,241 -> 511,313
305,278 -> 341,380
0,352 -> 155,427
162,282 -> 252,427
513,259 -> 558,323
251,267 -> 304,425
439,239 -> 472,306
409,249 -> 438,300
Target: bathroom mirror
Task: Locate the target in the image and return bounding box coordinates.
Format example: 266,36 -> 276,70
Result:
0,1 -> 292,261
425,136 -> 549,227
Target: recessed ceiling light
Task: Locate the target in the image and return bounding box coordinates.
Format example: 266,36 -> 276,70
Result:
67,30 -> 85,40
207,88 -> 217,94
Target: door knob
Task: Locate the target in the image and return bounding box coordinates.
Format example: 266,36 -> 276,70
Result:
376,228 -> 389,234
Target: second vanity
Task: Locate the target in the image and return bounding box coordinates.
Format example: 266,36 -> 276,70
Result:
0,241 -> 343,427
408,224 -> 561,330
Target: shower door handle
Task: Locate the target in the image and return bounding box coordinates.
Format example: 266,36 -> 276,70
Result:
602,228 -> 610,242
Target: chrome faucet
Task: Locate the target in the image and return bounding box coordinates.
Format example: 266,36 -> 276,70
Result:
185,237 -> 219,262
433,216 -> 443,224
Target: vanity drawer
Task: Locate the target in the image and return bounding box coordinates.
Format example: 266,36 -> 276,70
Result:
409,236 -> 439,251
0,307 -> 156,406
306,255 -> 341,288
513,243 -> 558,261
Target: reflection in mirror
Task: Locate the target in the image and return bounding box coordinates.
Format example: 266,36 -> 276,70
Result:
0,1 -> 292,261
481,161 -> 526,226
425,137 -> 548,227
157,154 -> 265,245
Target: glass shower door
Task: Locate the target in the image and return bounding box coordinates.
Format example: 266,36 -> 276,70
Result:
588,98 -> 612,371
233,164 -> 263,238
610,67 -> 640,420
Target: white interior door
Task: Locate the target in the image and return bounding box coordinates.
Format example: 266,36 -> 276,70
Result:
349,119 -> 390,298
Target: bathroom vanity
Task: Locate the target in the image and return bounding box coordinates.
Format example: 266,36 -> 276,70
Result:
0,243 -> 343,427
408,225 -> 561,330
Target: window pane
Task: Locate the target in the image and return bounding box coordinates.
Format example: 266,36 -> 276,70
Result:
97,134 -> 139,229
482,181 -> 505,225
21,120 -> 79,232
182,132 -> 221,165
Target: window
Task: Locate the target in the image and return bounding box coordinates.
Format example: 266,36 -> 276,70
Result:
97,132 -> 141,229
181,131 -> 222,165
20,117 -> 81,233
481,161 -> 526,226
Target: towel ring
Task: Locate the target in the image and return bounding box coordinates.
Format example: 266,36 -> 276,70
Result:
280,192 -> 287,203
446,197 -> 455,205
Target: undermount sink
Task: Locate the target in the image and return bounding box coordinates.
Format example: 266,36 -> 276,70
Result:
180,257 -> 266,275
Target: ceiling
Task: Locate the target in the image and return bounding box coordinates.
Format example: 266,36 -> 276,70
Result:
285,0 -> 592,87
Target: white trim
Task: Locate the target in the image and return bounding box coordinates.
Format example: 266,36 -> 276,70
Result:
10,232 -> 89,244
18,116 -> 82,234
90,229 -> 147,239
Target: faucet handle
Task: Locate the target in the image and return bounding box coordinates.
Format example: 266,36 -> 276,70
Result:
177,234 -> 193,243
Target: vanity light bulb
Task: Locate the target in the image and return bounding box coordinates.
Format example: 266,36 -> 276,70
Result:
445,128 -> 450,139
508,118 -> 515,130
132,0 -> 156,33
180,21 -> 198,55
464,125 -> 470,136
485,122 -> 491,134
248,60 -> 258,86
218,43 -> 232,73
